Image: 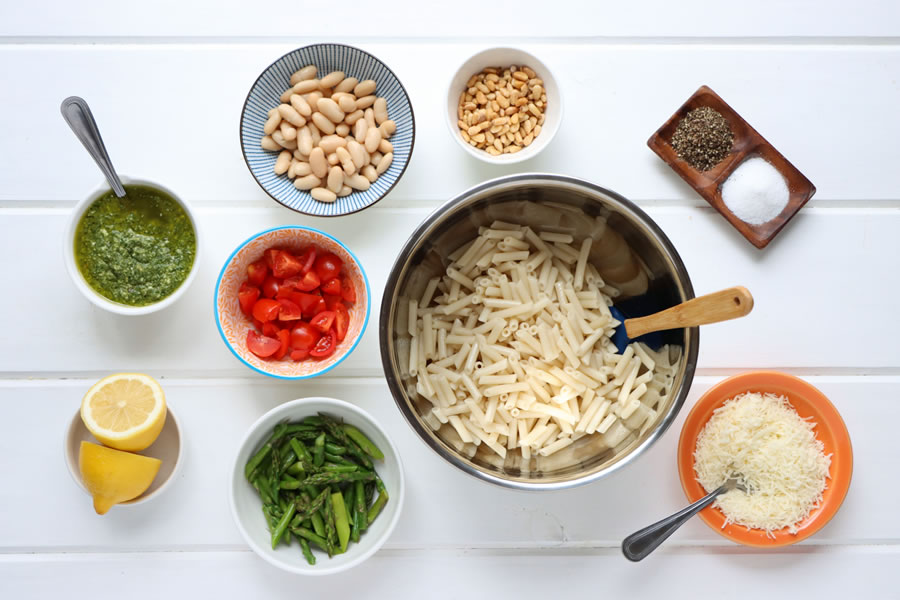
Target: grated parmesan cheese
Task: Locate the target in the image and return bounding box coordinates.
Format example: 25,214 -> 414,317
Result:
693,392 -> 831,536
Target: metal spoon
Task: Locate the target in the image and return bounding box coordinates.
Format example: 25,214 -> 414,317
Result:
621,477 -> 747,561
60,96 -> 126,197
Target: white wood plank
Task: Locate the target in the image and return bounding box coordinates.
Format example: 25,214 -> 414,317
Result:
2,0 -> 898,38
0,376 -> 892,551
3,547 -> 898,598
1,43 -> 899,204
0,207 -> 896,375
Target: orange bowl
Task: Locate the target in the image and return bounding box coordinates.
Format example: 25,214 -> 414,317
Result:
677,371 -> 852,547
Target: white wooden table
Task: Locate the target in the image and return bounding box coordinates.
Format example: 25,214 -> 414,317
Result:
3,2 -> 899,596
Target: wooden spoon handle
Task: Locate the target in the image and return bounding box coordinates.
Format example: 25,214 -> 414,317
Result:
624,286 -> 754,339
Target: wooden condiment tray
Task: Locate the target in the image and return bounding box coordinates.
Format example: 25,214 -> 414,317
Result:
647,85 -> 816,249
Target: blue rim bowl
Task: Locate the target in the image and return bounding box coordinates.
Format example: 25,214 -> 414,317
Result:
240,43 -> 416,217
214,225 -> 371,379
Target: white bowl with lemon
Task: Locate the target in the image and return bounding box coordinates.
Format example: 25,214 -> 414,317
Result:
65,373 -> 182,514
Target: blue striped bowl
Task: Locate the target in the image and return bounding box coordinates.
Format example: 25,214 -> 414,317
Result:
240,44 -> 415,217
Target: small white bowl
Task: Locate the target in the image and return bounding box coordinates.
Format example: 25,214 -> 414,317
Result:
446,47 -> 562,164
64,403 -> 183,509
230,397 -> 405,576
64,177 -> 201,315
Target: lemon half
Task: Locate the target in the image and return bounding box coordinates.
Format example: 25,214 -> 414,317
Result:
81,373 -> 167,451
78,441 -> 161,514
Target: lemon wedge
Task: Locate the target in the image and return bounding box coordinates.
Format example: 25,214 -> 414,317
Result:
78,441 -> 161,514
81,373 -> 167,451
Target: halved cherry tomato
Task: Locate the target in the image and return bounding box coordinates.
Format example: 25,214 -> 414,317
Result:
284,292 -> 321,317
310,330 -> 336,358
296,247 -> 317,275
278,298 -> 303,321
290,322 -> 320,351
334,304 -> 349,341
314,252 -> 342,282
283,271 -> 320,292
272,250 -> 303,279
247,330 -> 280,358
262,321 -> 280,338
321,277 -> 341,296
238,282 -> 260,315
261,276 -> 280,298
323,294 -> 344,311
247,259 -> 268,286
311,310 -> 336,333
264,248 -> 280,270
252,298 -> 281,323
341,278 -> 357,303
310,297 -> 327,317
290,349 -> 309,361
252,318 -> 264,331
274,329 -> 290,360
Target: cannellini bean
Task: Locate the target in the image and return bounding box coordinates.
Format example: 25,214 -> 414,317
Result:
336,146 -> 356,175
304,91 -> 323,112
376,152 -> 393,175
289,160 -> 311,178
378,119 -> 396,138
378,139 -> 392,154
327,166 -> 344,193
364,127 -> 383,153
355,94 -> 376,109
294,174 -> 321,190
290,65 -> 317,85
292,79 -> 320,94
335,123 -> 350,137
274,150 -> 291,175
309,147 -> 327,178
290,94 -> 312,117
277,103 -> 306,127
334,77 -> 358,94
344,110 -> 364,125
311,112 -> 336,135
364,108 -> 376,128
272,129 -> 296,150
345,174 -> 370,191
370,150 -> 383,165
311,187 -> 337,203
261,135 -> 281,151
264,109 -> 282,135
373,97 -> 388,124
327,152 -> 339,166
338,185 -> 352,197
293,149 -> 306,160
354,119 -> 368,144
280,121 -> 297,141
337,95 -> 357,113
347,140 -> 367,169
317,98 -> 345,124
318,134 -> 347,155
319,71 -> 345,89
361,164 -> 378,183
308,121 -> 322,147
298,126 -> 313,156
354,79 -> 376,97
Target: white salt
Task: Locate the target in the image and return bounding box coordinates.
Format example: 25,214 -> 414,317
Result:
721,157 -> 790,225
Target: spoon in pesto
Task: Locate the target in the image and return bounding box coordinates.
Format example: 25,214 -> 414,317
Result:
60,96 -> 126,198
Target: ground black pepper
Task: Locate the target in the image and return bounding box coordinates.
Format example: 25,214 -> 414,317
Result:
670,106 -> 734,171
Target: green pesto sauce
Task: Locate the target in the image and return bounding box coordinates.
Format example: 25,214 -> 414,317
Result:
74,184 -> 196,306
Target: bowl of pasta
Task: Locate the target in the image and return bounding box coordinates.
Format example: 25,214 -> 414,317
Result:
378,173 -> 699,490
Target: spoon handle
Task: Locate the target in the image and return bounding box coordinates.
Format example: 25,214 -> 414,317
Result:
621,483 -> 728,562
624,286 -> 753,339
60,96 -> 126,198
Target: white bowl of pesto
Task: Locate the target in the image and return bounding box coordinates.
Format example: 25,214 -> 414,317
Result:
65,178 -> 200,315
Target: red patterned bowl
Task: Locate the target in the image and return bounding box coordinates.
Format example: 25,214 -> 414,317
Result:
215,226 -> 370,379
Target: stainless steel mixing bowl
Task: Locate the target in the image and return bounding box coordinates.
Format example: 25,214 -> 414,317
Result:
379,174 -> 699,490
